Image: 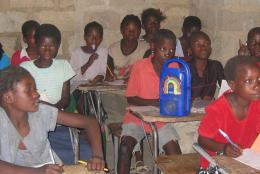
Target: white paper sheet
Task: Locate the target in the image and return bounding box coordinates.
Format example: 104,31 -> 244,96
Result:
106,80 -> 125,86
127,106 -> 159,112
234,148 -> 260,170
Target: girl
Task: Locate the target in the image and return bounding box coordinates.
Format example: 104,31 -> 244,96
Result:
0,42 -> 10,69
0,66 -> 104,174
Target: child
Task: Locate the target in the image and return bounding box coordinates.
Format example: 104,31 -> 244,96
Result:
70,21 -> 107,92
118,29 -> 181,174
0,42 -> 10,69
238,27 -> 260,59
106,14 -> 149,82
177,16 -> 202,60
197,55 -> 260,170
188,31 -> 224,100
11,20 -> 40,66
21,24 -> 90,164
0,66 -> 104,173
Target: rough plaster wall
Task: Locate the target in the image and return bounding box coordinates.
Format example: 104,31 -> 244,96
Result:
0,0 -> 259,65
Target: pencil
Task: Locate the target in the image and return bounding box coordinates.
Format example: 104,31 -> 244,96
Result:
106,65 -> 114,78
78,160 -> 109,172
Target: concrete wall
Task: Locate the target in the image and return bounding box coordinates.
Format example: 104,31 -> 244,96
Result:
0,0 -> 259,65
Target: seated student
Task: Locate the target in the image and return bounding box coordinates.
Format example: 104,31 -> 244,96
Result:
197,55 -> 260,170
238,27 -> 260,59
118,29 -> 182,174
188,31 -> 224,100
70,21 -> 107,92
0,66 -> 104,174
0,43 -> 10,70
11,20 -> 40,66
21,24 -> 90,164
177,16 -> 202,61
106,14 -> 149,82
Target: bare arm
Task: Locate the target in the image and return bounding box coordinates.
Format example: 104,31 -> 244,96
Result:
81,53 -> 99,75
54,80 -> 70,110
89,75 -> 104,85
127,96 -> 159,106
0,160 -> 63,174
198,135 -> 242,157
56,111 -> 104,170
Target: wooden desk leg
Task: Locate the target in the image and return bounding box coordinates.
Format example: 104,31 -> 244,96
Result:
150,123 -> 160,174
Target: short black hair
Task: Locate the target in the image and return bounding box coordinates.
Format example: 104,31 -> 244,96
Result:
84,21 -> 103,37
0,43 -> 4,60
154,29 -> 176,44
120,14 -> 141,30
21,20 -> 40,37
35,24 -> 61,45
182,16 -> 202,30
247,27 -> 260,42
224,55 -> 259,81
189,31 -> 210,46
0,66 -> 32,104
141,8 -> 166,26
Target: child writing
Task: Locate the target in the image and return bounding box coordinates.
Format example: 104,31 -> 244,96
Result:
106,14 -> 149,82
70,21 -> 107,92
118,29 -> 182,174
0,42 -> 10,69
0,66 -> 104,174
21,24 -> 91,164
188,31 -> 224,100
197,55 -> 260,170
11,20 -> 40,66
238,27 -> 260,59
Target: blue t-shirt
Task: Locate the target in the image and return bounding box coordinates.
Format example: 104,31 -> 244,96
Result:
0,53 -> 10,70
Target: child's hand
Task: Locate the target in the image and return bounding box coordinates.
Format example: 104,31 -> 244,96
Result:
87,53 -> 99,66
224,143 -> 242,158
38,164 -> 63,174
86,156 -> 105,171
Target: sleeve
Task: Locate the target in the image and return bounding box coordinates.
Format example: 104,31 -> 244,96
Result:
125,61 -> 141,97
39,104 -> 58,131
69,51 -> 84,82
1,53 -> 10,69
62,60 -> 76,82
10,50 -> 20,66
198,104 -> 222,139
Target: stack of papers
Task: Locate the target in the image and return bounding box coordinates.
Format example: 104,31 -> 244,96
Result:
234,148 -> 260,170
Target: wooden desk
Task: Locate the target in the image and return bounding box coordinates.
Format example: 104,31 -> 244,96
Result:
63,164 -> 105,174
214,156 -> 260,174
155,153 -> 199,174
78,82 -> 126,92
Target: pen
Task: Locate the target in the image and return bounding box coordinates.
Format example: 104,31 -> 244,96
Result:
106,65 -> 114,78
218,129 -> 239,148
78,160 -> 109,172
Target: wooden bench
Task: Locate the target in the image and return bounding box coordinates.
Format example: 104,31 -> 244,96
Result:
155,153 -> 199,174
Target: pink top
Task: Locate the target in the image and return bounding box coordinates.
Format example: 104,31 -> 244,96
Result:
123,56 -> 178,132
11,48 -> 31,66
198,94 -> 260,168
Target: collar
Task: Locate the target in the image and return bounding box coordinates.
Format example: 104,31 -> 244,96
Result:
20,47 -> 30,60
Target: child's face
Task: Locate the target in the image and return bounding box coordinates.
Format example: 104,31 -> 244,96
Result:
23,29 -> 37,48
154,38 -> 176,64
84,28 -> 103,51
232,64 -> 260,101
36,37 -> 60,60
143,16 -> 160,35
121,21 -> 141,41
9,75 -> 40,112
190,35 -> 211,60
248,32 -> 260,58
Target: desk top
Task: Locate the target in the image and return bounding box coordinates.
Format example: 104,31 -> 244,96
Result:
155,154 -> 199,174
77,81 -> 126,92
214,156 -> 260,174
129,107 -> 204,123
63,164 -> 105,174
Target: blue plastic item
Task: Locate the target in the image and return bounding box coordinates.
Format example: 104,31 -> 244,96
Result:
160,58 -> 191,116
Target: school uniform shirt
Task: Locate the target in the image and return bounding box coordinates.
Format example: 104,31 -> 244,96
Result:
0,53 -> 10,69
0,104 -> 62,167
108,40 -> 149,80
70,46 -> 108,92
123,56 -> 178,132
198,94 -> 260,168
11,48 -> 31,66
21,59 -> 75,104
189,59 -> 224,99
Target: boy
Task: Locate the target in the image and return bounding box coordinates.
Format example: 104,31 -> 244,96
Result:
198,55 -> 260,169
188,31 -> 224,100
118,29 -> 181,174
11,20 -> 40,66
